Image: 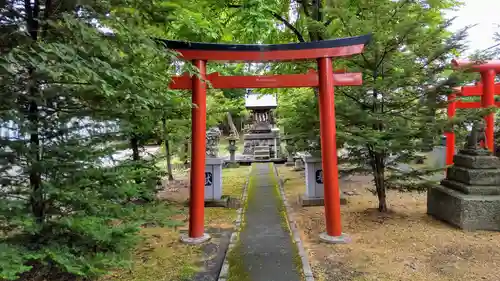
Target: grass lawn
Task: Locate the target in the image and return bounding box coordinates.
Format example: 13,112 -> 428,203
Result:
206,166 -> 250,228
99,166 -> 250,281
277,165 -> 500,281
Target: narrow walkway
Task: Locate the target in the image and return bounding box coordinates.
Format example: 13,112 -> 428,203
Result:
237,163 -> 301,281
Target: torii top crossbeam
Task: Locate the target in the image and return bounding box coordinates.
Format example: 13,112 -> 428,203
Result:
161,35 -> 371,62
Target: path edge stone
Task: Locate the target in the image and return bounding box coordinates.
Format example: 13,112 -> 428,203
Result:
273,164 -> 315,281
217,165 -> 252,281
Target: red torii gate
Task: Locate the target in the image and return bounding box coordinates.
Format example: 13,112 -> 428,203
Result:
446,60 -> 500,167
164,35 -> 371,244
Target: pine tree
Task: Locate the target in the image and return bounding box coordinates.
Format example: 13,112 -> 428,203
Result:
0,1 -> 179,279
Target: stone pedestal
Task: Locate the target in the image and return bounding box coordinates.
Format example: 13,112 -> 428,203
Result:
205,158 -> 223,201
293,156 -> 305,171
427,149 -> 500,231
429,146 -> 446,169
285,156 -> 295,166
254,145 -> 271,160
300,156 -> 347,207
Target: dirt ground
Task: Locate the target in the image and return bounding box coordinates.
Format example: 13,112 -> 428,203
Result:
277,165 -> 500,281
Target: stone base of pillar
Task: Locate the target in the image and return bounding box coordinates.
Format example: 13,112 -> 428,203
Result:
319,232 -> 351,244
204,196 -> 230,208
299,194 -> 347,207
180,233 -> 211,245
427,185 -> 500,231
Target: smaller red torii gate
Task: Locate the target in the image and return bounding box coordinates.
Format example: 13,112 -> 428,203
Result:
164,35 -> 371,244
446,59 -> 500,167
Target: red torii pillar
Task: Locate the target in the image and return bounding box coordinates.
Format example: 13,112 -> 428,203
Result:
164,35 -> 371,244
445,89 -> 457,168
451,60 -> 499,153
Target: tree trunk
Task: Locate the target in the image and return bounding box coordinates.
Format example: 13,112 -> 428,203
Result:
29,91 -> 44,223
25,0 -> 44,225
423,92 -> 438,152
130,135 -> 140,161
165,139 -> 174,181
374,171 -> 387,212
368,147 -> 388,212
161,118 -> 174,181
373,153 -> 388,212
183,137 -> 190,168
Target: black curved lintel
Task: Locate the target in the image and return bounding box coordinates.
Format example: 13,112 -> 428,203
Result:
160,34 -> 371,52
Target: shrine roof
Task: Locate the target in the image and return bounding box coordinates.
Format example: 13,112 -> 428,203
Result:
245,92 -> 277,109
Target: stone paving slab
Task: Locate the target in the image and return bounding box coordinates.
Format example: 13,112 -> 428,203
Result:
236,163 -> 301,281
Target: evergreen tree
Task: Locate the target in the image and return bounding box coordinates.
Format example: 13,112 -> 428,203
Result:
0,1 -> 179,279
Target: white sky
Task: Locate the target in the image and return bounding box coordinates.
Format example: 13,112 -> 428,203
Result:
447,0 -> 500,54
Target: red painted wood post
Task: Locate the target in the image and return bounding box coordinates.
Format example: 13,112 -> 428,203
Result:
481,69 -> 496,152
182,59 -> 210,244
445,93 -> 456,174
317,57 -> 345,242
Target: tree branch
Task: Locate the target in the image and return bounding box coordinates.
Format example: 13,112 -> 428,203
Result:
298,0 -> 310,17
270,11 -> 305,42
340,92 -> 372,110
375,21 -> 421,70
337,15 -> 372,68
228,4 -> 306,42
324,17 -> 334,27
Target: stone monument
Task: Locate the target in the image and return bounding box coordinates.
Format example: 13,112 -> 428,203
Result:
299,156 -> 347,207
205,127 -> 223,202
242,90 -> 281,160
427,121 -> 500,231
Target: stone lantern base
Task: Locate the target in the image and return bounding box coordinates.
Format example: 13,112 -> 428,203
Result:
427,149 -> 500,231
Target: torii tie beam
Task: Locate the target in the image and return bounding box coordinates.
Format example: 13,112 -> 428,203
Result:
164,34 -> 371,244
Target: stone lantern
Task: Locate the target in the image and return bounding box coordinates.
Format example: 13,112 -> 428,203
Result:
227,135 -> 239,168
284,136 -> 295,166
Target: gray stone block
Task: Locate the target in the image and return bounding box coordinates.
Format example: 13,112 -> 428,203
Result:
299,194 -> 347,207
458,149 -> 492,156
206,158 -> 224,201
205,196 -> 230,208
453,154 -> 500,169
447,166 -> 500,185
441,179 -> 500,195
427,185 -> 500,231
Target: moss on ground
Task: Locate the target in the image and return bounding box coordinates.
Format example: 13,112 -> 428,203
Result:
100,166 -> 250,281
98,221 -> 201,281
205,166 -> 249,227
226,164 -> 254,281
269,163 -> 305,281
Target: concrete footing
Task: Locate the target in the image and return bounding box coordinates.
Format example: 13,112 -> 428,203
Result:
319,232 -> 351,244
180,233 -> 211,245
299,194 -> 348,207
205,197 -> 230,208
427,185 -> 500,231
